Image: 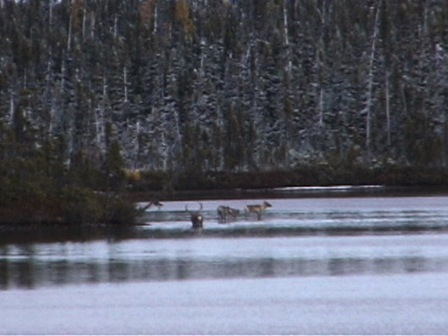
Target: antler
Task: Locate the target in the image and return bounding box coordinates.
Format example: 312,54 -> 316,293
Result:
186,202 -> 202,212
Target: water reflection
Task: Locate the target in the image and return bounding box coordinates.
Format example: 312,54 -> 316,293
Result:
0,225 -> 138,245
1,244 -> 447,290
2,195 -> 448,290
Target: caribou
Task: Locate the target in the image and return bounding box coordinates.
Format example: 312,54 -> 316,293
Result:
140,199 -> 163,212
217,205 -> 240,223
186,202 -> 204,229
245,201 -> 272,220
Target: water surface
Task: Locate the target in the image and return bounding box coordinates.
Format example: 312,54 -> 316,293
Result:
2,192 -> 448,334
1,194 -> 448,289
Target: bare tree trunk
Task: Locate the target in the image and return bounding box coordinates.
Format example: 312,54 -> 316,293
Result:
67,0 -> 72,52
8,90 -> 14,126
123,66 -> 128,103
314,0 -> 328,129
365,2 -> 380,158
283,0 -> 292,75
48,0 -> 53,32
153,2 -> 158,34
385,71 -> 391,147
82,0 -> 87,39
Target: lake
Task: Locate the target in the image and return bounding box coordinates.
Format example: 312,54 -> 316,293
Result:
2,187 -> 448,334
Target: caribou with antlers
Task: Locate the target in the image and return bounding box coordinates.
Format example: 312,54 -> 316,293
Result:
245,201 -> 272,220
186,202 -> 204,229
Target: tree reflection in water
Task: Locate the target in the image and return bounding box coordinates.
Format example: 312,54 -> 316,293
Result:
2,193 -> 448,290
0,248 -> 443,290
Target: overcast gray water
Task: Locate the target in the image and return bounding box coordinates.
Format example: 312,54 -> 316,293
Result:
2,192 -> 448,334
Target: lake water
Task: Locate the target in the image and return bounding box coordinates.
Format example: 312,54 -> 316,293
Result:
2,188 -> 448,334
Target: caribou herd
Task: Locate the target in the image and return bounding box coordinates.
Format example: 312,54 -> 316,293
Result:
186,201 -> 272,229
145,199 -> 272,229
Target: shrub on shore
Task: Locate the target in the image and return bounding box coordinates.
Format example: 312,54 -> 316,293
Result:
0,135 -> 139,226
60,187 -> 139,225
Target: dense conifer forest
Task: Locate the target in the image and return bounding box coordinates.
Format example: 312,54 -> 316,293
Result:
1,0 -> 448,224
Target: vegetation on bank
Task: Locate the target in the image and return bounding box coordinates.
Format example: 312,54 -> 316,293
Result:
130,164 -> 448,192
2,125 -> 448,227
3,120 -> 448,226
0,128 -> 140,226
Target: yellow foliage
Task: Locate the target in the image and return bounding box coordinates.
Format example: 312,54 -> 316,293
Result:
140,0 -> 156,25
175,0 -> 195,39
71,0 -> 84,33
124,169 -> 142,182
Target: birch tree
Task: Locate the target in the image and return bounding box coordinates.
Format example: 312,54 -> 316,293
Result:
363,1 -> 381,160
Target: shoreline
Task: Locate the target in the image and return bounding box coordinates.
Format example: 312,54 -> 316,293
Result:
127,184 -> 448,202
2,184 -> 448,228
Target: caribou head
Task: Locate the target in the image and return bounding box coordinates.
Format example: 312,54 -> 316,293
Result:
140,199 -> 163,212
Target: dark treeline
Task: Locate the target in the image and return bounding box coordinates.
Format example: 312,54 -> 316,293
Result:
1,0 -> 448,199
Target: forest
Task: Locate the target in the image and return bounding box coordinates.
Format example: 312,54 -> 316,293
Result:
1,0 -> 448,224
